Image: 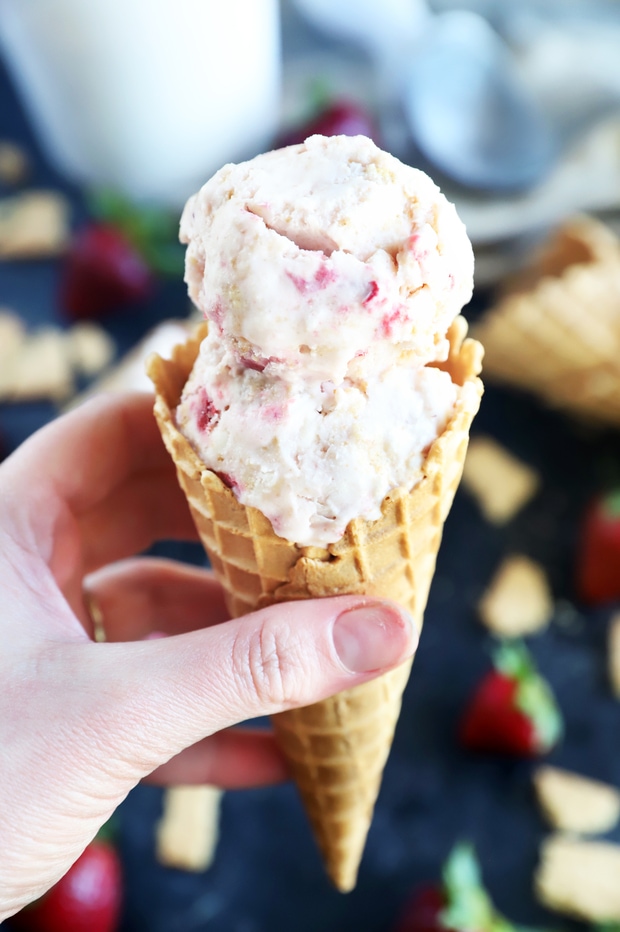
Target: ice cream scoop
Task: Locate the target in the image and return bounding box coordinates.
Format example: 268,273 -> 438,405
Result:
175,134 -> 474,547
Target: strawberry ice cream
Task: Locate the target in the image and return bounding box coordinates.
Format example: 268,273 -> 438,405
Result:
175,134 -> 474,547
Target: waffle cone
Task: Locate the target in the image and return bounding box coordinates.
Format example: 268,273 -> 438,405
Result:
147,318 -> 483,891
473,215 -> 620,426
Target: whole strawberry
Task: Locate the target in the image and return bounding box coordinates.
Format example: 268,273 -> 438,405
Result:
394,843 -> 519,932
576,489 -> 620,606
9,835 -> 122,932
59,221 -> 154,320
276,99 -> 378,148
459,641 -> 562,757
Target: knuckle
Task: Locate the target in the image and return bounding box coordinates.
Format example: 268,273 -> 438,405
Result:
232,617 -> 300,710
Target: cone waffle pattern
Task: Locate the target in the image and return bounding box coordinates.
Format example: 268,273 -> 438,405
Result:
473,215 -> 620,426
148,317 -> 483,892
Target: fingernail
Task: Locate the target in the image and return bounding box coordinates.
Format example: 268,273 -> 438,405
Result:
332,601 -> 416,674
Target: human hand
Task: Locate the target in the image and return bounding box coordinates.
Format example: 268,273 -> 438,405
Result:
0,392 -> 416,920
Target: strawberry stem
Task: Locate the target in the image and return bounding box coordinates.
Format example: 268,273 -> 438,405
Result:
493,641 -> 563,753
307,78 -> 334,115
602,489 -> 620,519
441,844 -> 549,932
87,188 -> 185,277
94,815 -> 118,845
441,843 -> 495,932
493,640 -> 534,682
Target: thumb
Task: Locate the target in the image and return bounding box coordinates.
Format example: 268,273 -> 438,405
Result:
93,595 -> 417,778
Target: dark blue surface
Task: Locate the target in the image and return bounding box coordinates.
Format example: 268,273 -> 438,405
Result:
3,40 -> 620,932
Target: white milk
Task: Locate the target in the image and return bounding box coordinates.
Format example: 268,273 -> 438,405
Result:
0,0 -> 281,206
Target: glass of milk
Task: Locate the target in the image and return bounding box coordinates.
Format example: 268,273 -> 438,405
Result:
0,0 -> 281,206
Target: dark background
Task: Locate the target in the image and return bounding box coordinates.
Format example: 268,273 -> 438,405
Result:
2,15 -> 620,931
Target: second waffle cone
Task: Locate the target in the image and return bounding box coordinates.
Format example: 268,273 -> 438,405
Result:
148,317 -> 483,892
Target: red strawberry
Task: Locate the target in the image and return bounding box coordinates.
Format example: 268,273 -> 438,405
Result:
59,221 -> 154,320
459,641 -> 562,757
394,844 -> 515,932
276,99 -> 378,148
576,489 -> 620,605
394,884 -> 448,932
9,836 -> 122,932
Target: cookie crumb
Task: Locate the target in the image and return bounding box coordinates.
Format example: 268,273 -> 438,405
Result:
0,141 -> 29,186
608,612 -> 620,698
478,555 -> 552,636
534,765 -> 620,834
0,310 -> 27,397
156,786 -> 222,872
0,190 -> 70,258
2,328 -> 73,402
66,322 -> 116,377
535,835 -> 620,920
462,436 -> 540,524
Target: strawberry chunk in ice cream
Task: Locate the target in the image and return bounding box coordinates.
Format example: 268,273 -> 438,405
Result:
175,135 -> 474,547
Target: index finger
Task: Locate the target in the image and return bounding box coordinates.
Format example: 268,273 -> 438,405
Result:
6,392 -> 173,515
1,392 -> 198,581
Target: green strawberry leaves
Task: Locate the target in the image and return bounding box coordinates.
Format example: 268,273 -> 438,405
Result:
601,489 -> 620,521
88,188 -> 185,277
441,843 -> 503,932
441,844 -> 549,932
493,641 -> 563,753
